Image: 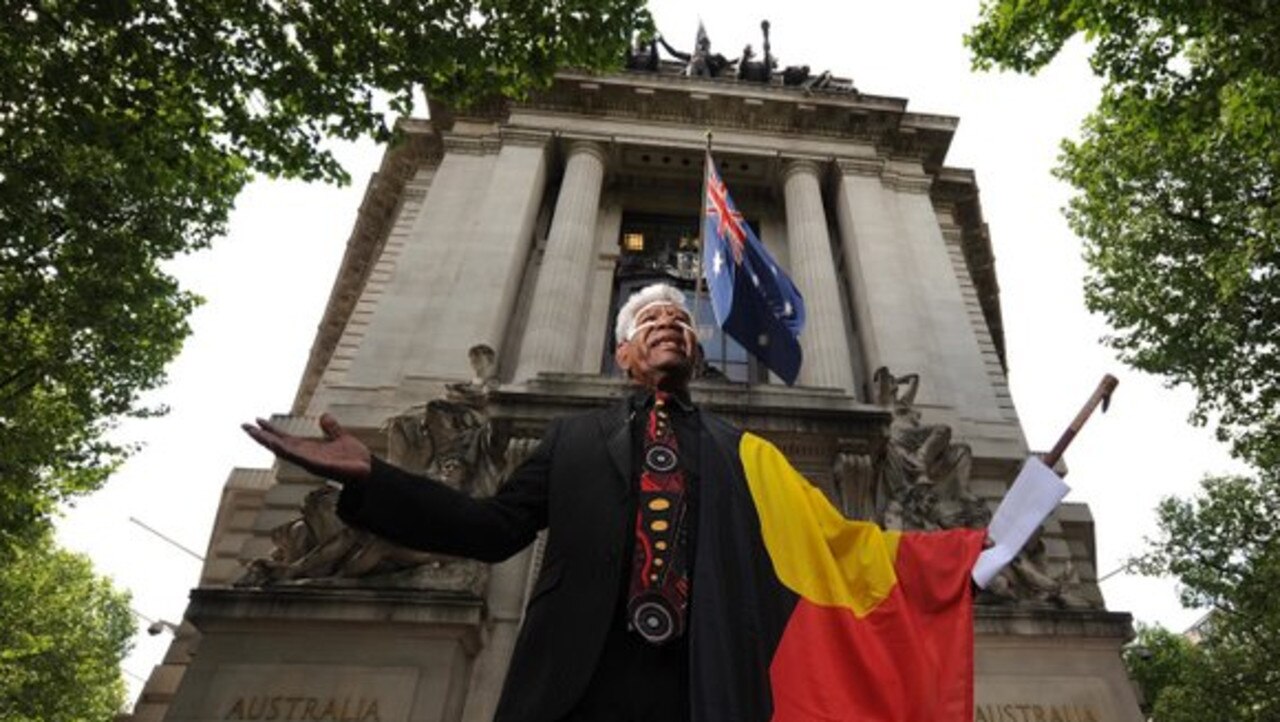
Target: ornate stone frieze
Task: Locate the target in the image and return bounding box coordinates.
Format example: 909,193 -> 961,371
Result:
515,72 -> 954,170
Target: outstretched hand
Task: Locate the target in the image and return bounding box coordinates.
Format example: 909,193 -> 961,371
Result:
242,413 -> 372,485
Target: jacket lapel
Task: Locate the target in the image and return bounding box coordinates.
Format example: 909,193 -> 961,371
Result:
600,398 -> 633,499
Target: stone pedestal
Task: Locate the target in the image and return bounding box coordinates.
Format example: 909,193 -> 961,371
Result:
975,607 -> 1145,722
164,588 -> 484,722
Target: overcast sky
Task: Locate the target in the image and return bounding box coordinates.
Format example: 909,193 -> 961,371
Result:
54,0 -> 1241,705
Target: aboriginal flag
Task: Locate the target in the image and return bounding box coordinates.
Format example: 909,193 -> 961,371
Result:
689,423 -> 985,722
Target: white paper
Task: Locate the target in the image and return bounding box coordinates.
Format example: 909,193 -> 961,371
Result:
971,456 -> 1070,589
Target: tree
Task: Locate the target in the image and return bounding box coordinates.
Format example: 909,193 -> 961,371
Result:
0,1 -> 652,553
966,1 -> 1280,469
1125,473 -> 1280,721
0,532 -> 134,720
1123,623 -> 1204,718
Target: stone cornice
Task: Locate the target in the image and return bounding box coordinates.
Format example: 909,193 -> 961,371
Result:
833,156 -> 933,193
499,127 -> 553,149
974,606 -> 1134,639
881,168 -> 934,195
514,70 -> 956,172
834,157 -> 886,178
442,133 -> 502,156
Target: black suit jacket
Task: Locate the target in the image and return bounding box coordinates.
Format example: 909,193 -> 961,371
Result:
337,398 -> 794,722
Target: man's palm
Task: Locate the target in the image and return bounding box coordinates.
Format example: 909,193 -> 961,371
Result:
242,413 -> 371,484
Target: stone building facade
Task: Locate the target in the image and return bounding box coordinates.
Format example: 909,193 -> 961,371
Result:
126,61 -> 1143,722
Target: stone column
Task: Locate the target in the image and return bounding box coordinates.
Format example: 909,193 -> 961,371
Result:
515,140 -> 607,380
782,159 -> 856,391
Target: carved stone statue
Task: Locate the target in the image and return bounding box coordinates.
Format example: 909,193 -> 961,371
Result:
237,487 -> 443,586
781,64 -> 811,86
982,531 -> 1095,609
804,70 -> 837,91
657,23 -> 735,78
394,344 -> 503,498
873,367 -> 986,530
735,21 -> 776,83
625,33 -> 659,72
236,345 -> 509,592
782,66 -> 846,93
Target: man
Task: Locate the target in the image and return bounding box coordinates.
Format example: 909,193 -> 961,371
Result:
245,284 -> 767,720
244,283 -> 984,722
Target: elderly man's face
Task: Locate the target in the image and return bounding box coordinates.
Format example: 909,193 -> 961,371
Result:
615,302 -> 699,388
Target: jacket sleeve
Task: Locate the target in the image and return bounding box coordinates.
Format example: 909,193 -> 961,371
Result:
335,420 -> 558,563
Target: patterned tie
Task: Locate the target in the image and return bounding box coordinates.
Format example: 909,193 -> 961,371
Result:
627,391 -> 691,644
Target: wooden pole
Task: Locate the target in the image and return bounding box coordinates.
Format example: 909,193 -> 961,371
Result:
1041,374 -> 1119,469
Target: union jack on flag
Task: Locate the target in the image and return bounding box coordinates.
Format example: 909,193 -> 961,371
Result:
706,165 -> 747,264
701,153 -> 806,385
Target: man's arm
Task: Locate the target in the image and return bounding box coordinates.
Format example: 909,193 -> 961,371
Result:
243,413 -> 554,563
335,424 -> 556,562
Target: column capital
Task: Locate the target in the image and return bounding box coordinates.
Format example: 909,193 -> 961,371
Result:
835,156 -> 885,178
781,157 -> 825,183
562,138 -> 610,165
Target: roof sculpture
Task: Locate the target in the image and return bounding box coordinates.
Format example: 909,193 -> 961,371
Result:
627,20 -> 855,93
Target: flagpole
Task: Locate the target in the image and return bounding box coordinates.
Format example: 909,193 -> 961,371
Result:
1041,374 -> 1119,468
695,130 -> 713,341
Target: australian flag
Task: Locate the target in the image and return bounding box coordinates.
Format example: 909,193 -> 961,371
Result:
702,153 -> 806,385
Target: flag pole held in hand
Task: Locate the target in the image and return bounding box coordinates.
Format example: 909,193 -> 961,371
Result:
1041,374 -> 1119,469
972,374 -> 1119,588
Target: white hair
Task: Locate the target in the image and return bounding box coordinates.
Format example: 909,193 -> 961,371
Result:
614,283 -> 691,345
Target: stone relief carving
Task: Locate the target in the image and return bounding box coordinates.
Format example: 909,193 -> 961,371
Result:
982,530 -> 1094,609
873,367 -> 987,531
237,345 -> 514,594
868,366 -> 1096,609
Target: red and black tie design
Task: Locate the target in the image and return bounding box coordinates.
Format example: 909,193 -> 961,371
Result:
627,392 -> 690,644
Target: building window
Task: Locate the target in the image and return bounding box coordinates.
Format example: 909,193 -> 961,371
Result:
605,212 -> 763,384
